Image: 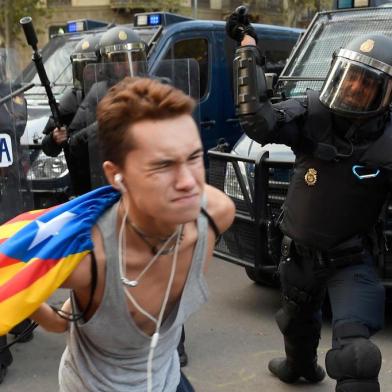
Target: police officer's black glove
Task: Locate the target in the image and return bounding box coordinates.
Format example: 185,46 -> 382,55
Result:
225,12 -> 258,44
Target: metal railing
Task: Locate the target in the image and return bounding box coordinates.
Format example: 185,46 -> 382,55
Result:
209,147 -> 392,287
208,148 -> 293,272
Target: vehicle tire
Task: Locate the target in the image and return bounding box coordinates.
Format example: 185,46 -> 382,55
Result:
245,267 -> 280,288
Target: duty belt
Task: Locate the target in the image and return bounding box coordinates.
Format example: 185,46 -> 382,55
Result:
281,235 -> 367,269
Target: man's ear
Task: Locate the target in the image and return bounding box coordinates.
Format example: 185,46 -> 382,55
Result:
103,161 -> 121,189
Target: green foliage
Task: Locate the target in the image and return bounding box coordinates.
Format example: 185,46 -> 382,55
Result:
285,0 -> 333,26
144,0 -> 182,13
0,0 -> 48,47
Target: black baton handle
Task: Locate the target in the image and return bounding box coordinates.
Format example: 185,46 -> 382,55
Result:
20,16 -> 63,130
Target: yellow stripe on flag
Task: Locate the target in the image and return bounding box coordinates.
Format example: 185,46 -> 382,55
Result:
0,220 -> 32,241
0,250 -> 89,335
0,263 -> 25,285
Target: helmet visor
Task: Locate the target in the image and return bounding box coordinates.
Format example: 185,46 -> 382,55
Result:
101,50 -> 147,77
319,57 -> 392,117
72,59 -> 96,90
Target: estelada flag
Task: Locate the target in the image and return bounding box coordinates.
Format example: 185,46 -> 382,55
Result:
0,186 -> 120,334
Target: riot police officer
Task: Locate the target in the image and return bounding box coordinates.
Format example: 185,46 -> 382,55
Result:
67,25 -> 148,190
0,50 -> 34,384
41,33 -> 101,196
227,11 -> 392,392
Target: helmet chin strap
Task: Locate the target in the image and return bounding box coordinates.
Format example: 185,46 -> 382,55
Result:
348,111 -> 388,142
332,109 -> 388,142
344,122 -> 357,141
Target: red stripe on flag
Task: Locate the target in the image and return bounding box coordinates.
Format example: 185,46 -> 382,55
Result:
0,257 -> 61,302
5,209 -> 51,225
0,253 -> 23,268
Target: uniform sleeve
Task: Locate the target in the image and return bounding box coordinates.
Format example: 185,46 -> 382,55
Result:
68,99 -> 89,135
41,132 -> 62,157
41,88 -> 79,157
69,121 -> 97,148
68,83 -> 101,135
43,116 -> 56,135
43,88 -> 79,136
239,98 -> 307,149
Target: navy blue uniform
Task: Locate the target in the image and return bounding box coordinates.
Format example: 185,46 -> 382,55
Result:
0,84 -> 33,382
240,89 -> 390,390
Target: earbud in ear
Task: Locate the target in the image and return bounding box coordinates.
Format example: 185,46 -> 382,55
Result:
114,173 -> 126,193
114,173 -> 123,184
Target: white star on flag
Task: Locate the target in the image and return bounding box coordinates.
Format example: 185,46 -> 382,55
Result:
28,211 -> 77,250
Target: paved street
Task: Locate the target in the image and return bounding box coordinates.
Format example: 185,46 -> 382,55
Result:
2,258 -> 392,391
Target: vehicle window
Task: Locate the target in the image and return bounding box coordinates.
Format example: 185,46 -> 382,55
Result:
258,38 -> 294,75
135,27 -> 160,48
24,39 -> 78,101
280,7 -> 392,97
163,38 -> 209,98
33,40 -> 76,85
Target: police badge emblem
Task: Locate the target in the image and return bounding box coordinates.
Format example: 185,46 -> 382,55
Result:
305,168 -> 317,186
360,39 -> 374,53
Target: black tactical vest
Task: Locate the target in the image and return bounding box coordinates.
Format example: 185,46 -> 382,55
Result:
281,91 -> 392,250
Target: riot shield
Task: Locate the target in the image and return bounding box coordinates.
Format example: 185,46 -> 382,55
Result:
0,49 -> 33,224
82,59 -> 200,190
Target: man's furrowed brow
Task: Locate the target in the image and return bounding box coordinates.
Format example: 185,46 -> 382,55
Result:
148,147 -> 204,168
188,148 -> 204,158
148,158 -> 175,168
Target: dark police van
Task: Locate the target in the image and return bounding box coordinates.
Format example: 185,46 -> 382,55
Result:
208,5 -> 392,290
20,12 -> 302,208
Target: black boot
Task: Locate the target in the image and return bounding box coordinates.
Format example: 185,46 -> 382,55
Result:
268,357 -> 325,384
268,357 -> 300,383
9,319 -> 34,343
0,336 -> 12,384
269,319 -> 325,384
0,364 -> 7,384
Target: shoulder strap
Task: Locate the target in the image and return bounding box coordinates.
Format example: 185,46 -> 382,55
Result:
84,251 -> 98,315
360,121 -> 392,170
201,207 -> 220,238
69,251 -> 98,322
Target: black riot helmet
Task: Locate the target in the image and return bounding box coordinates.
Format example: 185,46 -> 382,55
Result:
70,34 -> 101,93
98,26 -> 147,79
319,34 -> 392,118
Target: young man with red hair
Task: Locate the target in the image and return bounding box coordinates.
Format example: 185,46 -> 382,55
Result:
31,77 -> 235,392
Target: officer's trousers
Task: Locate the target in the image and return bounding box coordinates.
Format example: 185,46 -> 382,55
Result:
0,336 -> 12,368
176,372 -> 195,392
277,250 -> 385,371
0,319 -> 34,368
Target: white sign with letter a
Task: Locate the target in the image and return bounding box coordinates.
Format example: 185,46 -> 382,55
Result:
0,134 -> 13,167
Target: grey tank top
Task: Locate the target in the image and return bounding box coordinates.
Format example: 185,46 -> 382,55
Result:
58,200 -> 209,392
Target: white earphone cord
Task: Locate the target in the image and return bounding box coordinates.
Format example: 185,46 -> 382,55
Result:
118,196 -> 183,392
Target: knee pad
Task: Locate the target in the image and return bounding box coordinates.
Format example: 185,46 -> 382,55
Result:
325,336 -> 381,382
336,379 -> 380,392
